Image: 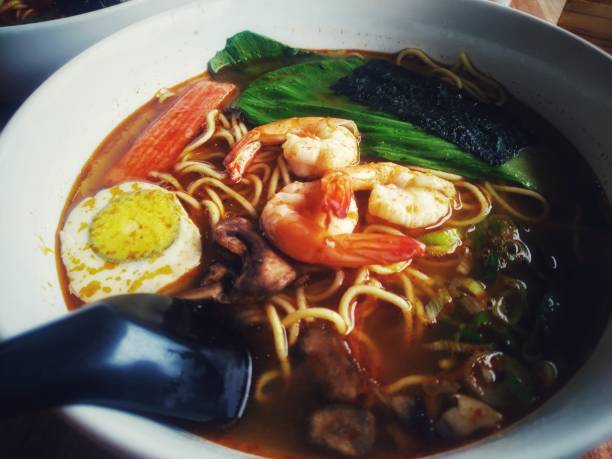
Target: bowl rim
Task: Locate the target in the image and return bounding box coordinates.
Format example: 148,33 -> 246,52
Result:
1,0 -> 611,458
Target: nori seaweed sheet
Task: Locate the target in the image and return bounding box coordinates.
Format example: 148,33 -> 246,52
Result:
332,60 -> 532,166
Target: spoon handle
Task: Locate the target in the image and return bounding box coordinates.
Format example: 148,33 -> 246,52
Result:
0,306 -> 117,417
0,302 -> 252,422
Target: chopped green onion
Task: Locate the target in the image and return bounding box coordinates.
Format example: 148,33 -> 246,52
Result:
490,277 -> 527,325
464,351 -> 536,409
424,288 -> 452,323
419,228 -> 463,257
449,276 -> 487,314
460,326 -> 484,343
155,87 -> 175,103
473,311 -> 491,327
460,295 -> 486,314
423,340 -> 494,353
456,250 -> 473,275
449,276 -> 486,298
470,215 -> 531,280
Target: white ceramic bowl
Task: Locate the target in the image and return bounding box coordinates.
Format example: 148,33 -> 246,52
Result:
0,0 -> 611,458
0,0 -> 193,102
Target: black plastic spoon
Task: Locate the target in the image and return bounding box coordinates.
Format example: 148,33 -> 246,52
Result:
0,294 -> 252,423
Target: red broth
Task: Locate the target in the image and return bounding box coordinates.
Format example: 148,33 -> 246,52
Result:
56,51 -> 612,458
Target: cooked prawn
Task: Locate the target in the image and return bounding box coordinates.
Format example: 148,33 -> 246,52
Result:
260,172 -> 425,268
224,117 -> 360,182
324,162 -> 458,229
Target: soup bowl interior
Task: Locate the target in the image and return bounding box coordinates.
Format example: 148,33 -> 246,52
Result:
0,0 -> 611,458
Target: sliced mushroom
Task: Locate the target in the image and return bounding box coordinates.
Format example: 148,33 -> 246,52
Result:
436,394 -> 502,439
201,262 -> 233,286
213,217 -> 296,296
176,262 -> 234,302
387,394 -> 416,422
177,282 -> 226,302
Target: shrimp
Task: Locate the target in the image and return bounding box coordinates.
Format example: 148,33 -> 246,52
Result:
324,162 -> 458,229
224,117 -> 360,182
260,172 -> 425,268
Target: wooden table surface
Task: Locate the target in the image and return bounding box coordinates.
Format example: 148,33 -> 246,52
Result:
2,1 -> 612,458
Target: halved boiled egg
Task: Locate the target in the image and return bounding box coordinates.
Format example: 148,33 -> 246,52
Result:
60,181 -> 201,302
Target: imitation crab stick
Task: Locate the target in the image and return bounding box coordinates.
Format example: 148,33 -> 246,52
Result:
106,80 -> 238,185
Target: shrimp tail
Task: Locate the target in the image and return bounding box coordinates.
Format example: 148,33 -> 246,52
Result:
223,131 -> 262,183
321,171 -> 352,218
323,233 -> 426,268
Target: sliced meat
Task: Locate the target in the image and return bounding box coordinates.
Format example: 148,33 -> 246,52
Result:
387,394 -> 416,422
309,405 -> 376,458
436,394 -> 502,439
213,218 -> 296,295
299,324 -> 372,403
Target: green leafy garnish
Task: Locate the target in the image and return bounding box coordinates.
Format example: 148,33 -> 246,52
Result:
208,30 -> 311,79
467,351 -> 536,408
234,58 -> 542,189
419,229 -> 462,257
210,31 -> 543,188
470,215 -> 531,280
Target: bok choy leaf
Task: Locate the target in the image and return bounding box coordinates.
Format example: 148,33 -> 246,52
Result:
208,30 -> 311,80
234,58 -> 542,189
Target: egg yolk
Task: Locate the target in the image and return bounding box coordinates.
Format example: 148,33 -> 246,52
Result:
89,189 -> 180,262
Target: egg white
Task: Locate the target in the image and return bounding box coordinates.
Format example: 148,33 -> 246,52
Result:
60,181 -> 201,302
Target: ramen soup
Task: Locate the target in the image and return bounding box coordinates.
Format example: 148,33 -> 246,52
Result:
56,31 -> 612,458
